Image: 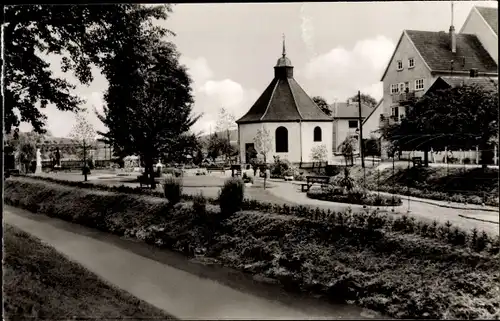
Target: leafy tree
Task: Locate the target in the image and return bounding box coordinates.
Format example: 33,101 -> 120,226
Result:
381,84 -> 498,168
167,133 -> 202,164
207,133 -> 225,161
5,130 -> 46,173
312,96 -> 331,116
340,136 -> 357,166
69,113 -> 97,181
98,31 -> 199,189
253,125 -> 273,189
215,107 -> 237,162
349,93 -> 378,108
4,4 -> 171,134
310,144 -> 328,173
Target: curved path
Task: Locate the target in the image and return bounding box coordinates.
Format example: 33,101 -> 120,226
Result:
4,206 -> 386,320
262,178 -> 499,236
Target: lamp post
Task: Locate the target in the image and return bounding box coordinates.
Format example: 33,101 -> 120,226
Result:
356,128 -> 367,190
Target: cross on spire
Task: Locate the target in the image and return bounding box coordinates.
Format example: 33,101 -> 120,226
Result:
282,33 -> 286,57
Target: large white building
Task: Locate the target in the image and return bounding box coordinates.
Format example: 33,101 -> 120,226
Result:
236,40 -> 333,165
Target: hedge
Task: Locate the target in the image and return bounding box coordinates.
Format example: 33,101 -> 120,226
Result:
307,189 -> 403,207
4,177 -> 500,319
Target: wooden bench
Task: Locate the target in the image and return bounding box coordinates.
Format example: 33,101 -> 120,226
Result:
206,166 -> 226,173
138,174 -> 152,188
412,157 -> 423,167
301,176 -> 331,192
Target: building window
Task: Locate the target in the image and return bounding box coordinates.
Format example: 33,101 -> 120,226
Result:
404,81 -> 410,92
399,83 -> 405,93
415,78 -> 424,90
313,126 -> 322,142
391,106 -> 399,120
275,126 -> 288,153
390,84 -> 399,94
348,120 -> 358,129
408,58 -> 415,68
397,60 -> 403,70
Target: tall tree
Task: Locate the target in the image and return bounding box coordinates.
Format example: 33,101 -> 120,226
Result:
253,125 -> 273,189
381,84 -> 498,168
215,107 -> 237,163
98,32 -> 199,189
349,93 -> 378,108
4,4 -> 171,134
69,113 -> 97,181
312,96 -> 332,116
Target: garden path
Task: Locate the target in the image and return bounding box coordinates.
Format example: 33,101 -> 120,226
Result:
260,178 -> 499,236
4,206 -> 386,320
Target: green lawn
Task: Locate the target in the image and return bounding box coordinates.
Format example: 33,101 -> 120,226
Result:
3,224 -> 173,320
346,165 -> 499,204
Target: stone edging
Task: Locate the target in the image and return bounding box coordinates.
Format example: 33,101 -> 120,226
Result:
458,214 -> 499,225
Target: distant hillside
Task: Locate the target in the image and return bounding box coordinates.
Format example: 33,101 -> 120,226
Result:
198,129 -> 238,146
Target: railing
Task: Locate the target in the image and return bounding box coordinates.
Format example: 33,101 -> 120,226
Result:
391,91 -> 415,104
379,114 -> 399,127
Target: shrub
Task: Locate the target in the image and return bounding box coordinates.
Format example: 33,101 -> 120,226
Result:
192,192 -> 207,219
219,177 -> 245,217
163,177 -> 183,206
5,177 -> 500,320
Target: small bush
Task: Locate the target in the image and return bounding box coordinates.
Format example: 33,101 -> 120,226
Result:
192,192 -> 207,219
219,177 -> 245,217
163,177 -> 183,206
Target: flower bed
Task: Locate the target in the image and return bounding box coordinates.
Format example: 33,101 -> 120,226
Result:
365,182 -> 499,207
4,176 -> 500,319
307,188 -> 402,207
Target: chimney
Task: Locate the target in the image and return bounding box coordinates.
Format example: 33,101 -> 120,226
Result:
449,25 -> 456,53
449,2 -> 456,53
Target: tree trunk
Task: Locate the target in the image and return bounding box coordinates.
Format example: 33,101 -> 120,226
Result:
423,145 -> 429,167
83,142 -> 88,182
145,156 -> 156,189
479,141 -> 488,171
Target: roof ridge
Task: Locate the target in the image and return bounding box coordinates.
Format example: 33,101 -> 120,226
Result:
286,78 -> 303,119
260,78 -> 280,121
289,78 -> 332,119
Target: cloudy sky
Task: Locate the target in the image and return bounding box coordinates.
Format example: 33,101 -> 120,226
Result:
21,1 -> 497,137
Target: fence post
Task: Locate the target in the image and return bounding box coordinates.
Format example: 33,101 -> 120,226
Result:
444,146 -> 448,164
476,146 -> 479,165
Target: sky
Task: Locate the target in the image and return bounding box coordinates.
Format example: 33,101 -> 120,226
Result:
20,1 -> 498,138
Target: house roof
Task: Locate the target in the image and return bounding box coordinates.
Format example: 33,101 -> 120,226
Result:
381,29 -> 498,81
476,6 -> 498,35
362,98 -> 384,125
405,30 -> 498,73
236,47 -> 331,124
431,76 -> 498,92
331,102 -> 373,119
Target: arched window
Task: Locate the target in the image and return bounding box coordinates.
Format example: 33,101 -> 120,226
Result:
313,126 -> 322,142
275,126 -> 288,153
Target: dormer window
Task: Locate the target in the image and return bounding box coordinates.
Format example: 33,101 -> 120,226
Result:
408,58 -> 415,68
397,60 -> 403,70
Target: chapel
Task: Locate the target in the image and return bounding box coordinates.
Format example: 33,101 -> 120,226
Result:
236,37 -> 333,165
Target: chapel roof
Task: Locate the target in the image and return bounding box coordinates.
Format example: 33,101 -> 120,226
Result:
236,37 -> 331,124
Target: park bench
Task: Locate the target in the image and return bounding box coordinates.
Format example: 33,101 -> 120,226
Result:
412,157 -> 423,167
301,175 -> 331,192
206,166 -> 226,173
138,174 -> 152,188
